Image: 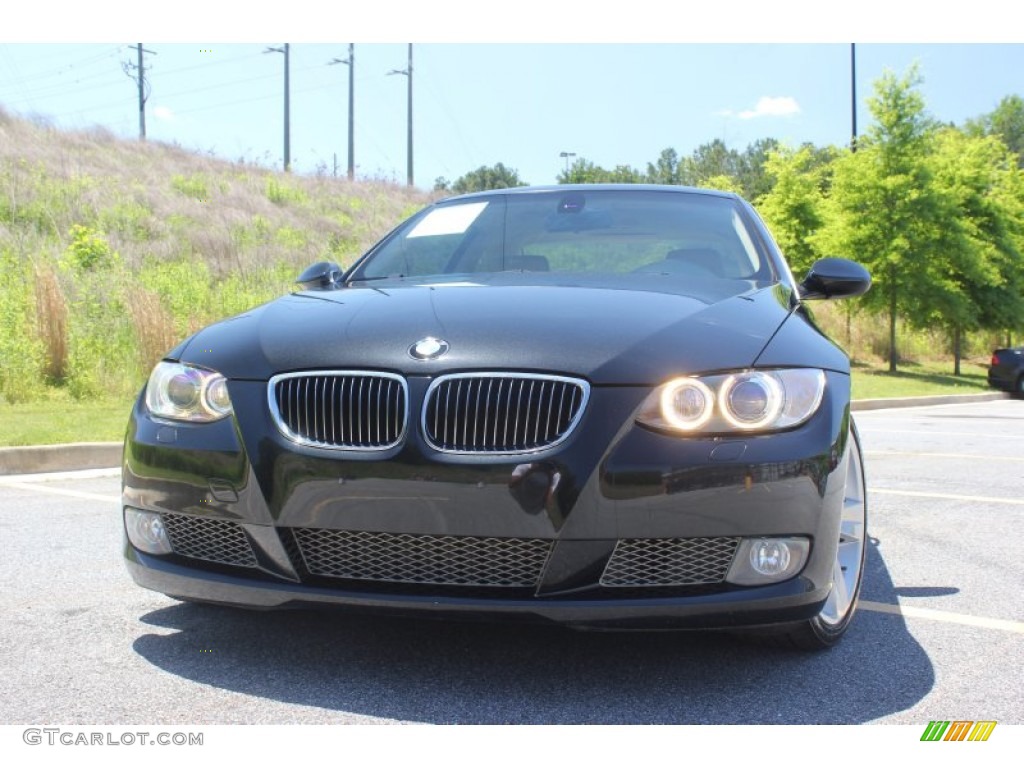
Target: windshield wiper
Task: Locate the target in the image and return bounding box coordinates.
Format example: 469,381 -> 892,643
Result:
346,274 -> 406,284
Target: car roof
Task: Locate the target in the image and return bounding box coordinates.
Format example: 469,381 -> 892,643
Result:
438,184 -> 744,204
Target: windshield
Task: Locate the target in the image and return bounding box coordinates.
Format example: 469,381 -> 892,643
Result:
350,189 -> 774,284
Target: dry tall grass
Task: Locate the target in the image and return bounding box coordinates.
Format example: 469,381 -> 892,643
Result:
32,264 -> 68,382
127,288 -> 179,375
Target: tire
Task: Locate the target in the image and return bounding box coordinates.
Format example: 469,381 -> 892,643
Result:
755,422 -> 868,651
1016,375 -> 1024,399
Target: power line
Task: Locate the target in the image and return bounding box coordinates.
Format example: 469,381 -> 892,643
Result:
1,68 -> 129,103
0,51 -> 310,108
2,54 -> 336,111
0,46 -> 123,88
172,79 -> 338,115
150,50 -> 265,79
149,60 -> 327,108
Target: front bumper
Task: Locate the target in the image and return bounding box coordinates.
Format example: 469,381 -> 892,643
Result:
124,546 -> 829,629
122,372 -> 853,630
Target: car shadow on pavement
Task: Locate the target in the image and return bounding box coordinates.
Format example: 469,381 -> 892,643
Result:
132,539 -> 933,724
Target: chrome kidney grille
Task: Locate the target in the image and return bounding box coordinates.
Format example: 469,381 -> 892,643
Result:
423,373 -> 589,454
269,372 -> 408,450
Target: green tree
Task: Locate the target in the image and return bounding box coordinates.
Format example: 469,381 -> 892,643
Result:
681,139 -> 740,187
932,128 -> 1024,367
558,158 -> 644,184
756,145 -> 827,277
448,163 -> 527,194
736,137 -> 780,200
696,174 -> 744,194
926,128 -> 1003,373
645,148 -> 684,185
821,66 -> 944,372
966,94 -> 1024,168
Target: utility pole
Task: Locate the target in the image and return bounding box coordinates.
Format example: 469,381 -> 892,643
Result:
329,44 -> 355,181
850,43 -> 858,153
122,44 -> 155,140
264,43 -> 291,172
388,44 -> 413,187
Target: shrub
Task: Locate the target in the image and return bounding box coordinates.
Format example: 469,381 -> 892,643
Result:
63,224 -> 115,270
0,249 -> 43,403
266,177 -> 308,206
137,258 -> 214,337
98,200 -> 155,241
171,174 -> 209,200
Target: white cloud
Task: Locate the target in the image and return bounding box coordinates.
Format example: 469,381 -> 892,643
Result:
736,96 -> 801,120
152,106 -> 175,122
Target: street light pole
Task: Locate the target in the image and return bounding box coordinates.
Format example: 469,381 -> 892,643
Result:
850,43 -> 858,153
559,151 -> 576,178
388,44 -> 414,187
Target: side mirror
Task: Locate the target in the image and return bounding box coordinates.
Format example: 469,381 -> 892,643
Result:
799,258 -> 871,301
296,261 -> 344,291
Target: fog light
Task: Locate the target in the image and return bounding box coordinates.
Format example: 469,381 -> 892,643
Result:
751,539 -> 790,575
726,537 -> 809,586
125,508 -> 172,555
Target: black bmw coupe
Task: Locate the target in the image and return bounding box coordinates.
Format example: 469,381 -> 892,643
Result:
122,185 -> 871,649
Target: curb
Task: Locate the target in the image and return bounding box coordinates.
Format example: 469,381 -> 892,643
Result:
0,392 -> 1014,476
850,391 -> 1011,411
0,442 -> 122,476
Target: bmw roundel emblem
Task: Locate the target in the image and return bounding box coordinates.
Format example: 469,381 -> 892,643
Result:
409,337 -> 450,360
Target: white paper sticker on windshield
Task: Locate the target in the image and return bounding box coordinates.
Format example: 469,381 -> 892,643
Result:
407,202 -> 488,238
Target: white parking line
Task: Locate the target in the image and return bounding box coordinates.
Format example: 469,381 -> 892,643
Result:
859,600 -> 1024,634
871,488 -> 1024,506
0,481 -> 119,504
860,429 -> 1024,440
0,467 -> 120,482
866,450 -> 1024,463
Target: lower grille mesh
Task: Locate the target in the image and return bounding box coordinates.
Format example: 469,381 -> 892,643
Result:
162,513 -> 258,568
600,537 -> 740,587
294,529 -> 553,587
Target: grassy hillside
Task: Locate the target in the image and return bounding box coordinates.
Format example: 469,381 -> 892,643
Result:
0,108 -> 429,404
0,107 -> 1001,427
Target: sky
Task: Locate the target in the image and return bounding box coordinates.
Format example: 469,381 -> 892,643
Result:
2,3 -> 1022,190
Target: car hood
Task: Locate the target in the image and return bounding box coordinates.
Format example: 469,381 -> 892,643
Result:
178,276 -> 794,385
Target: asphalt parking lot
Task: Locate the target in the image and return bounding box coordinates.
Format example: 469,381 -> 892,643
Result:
0,399 -> 1021,725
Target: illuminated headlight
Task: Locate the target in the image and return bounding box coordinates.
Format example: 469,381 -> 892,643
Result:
726,537 -> 810,585
659,378 -> 715,431
124,508 -> 172,555
637,368 -> 825,435
145,361 -> 233,422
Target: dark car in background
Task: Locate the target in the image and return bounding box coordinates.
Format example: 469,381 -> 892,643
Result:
122,185 -> 872,650
988,347 -> 1024,395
